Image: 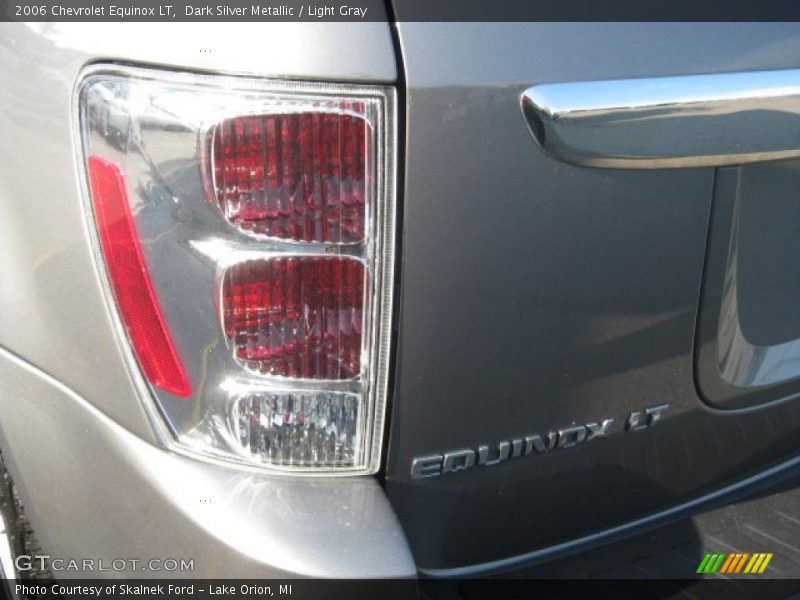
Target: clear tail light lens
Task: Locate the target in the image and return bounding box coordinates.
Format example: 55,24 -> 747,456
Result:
236,392 -> 362,468
78,66 -> 396,474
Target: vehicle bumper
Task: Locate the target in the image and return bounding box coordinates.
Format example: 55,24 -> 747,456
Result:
0,345 -> 416,579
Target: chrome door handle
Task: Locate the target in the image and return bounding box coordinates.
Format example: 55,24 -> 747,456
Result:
521,69 -> 800,169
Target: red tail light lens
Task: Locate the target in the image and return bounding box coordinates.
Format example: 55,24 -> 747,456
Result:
87,156 -> 192,397
223,257 -> 365,379
211,110 -> 370,244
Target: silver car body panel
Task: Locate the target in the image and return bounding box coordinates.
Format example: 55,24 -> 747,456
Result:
0,22 -> 412,578
385,20 -> 800,571
0,21 -> 396,441
4,19 -> 800,579
0,345 -> 415,578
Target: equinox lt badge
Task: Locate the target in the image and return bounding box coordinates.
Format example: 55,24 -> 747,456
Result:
410,404 -> 669,479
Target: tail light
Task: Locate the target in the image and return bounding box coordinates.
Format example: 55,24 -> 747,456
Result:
78,66 -> 396,474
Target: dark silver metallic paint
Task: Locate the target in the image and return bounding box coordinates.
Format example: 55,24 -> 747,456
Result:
2,18 -> 800,580
386,21 -> 800,572
696,164 -> 800,409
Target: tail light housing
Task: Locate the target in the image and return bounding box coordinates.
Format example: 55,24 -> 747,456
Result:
78,66 -> 396,474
